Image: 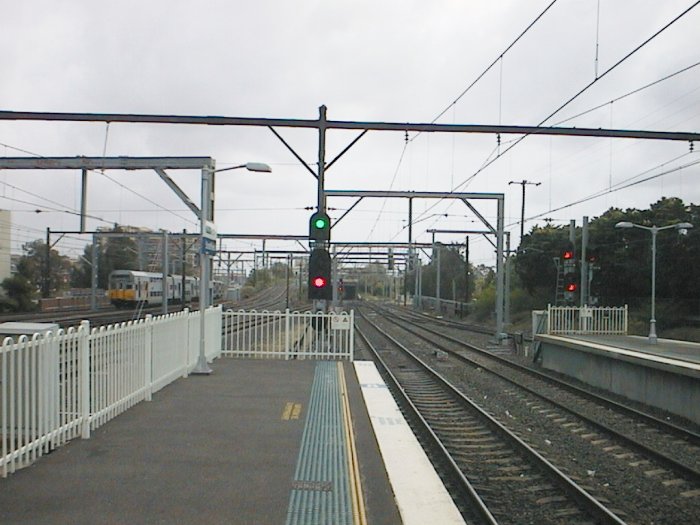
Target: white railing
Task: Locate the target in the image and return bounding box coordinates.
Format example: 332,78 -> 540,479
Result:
547,304 -> 628,335
1,305 -> 222,477
222,309 -> 354,360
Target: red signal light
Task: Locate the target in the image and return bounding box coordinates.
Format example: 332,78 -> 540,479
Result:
565,283 -> 577,292
312,276 -> 327,288
562,250 -> 574,260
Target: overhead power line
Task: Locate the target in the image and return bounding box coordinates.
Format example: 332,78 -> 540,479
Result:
420,0 -> 560,131
527,154 -> 700,221
552,60 -> 700,126
409,1 -> 700,227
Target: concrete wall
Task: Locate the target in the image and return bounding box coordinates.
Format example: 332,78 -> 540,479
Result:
0,210 -> 10,283
538,340 -> 700,425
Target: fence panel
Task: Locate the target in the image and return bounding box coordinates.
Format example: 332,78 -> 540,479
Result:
2,305 -> 223,477
151,311 -> 190,393
547,305 -> 628,335
222,309 -> 354,360
89,320 -> 149,429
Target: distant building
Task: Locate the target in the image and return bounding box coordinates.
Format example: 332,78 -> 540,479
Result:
0,210 -> 10,282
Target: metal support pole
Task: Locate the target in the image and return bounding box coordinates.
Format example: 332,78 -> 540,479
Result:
91,236 -> 98,311
413,253 -> 419,308
181,229 -> 186,304
193,165 -> 214,375
495,197 -> 505,338
408,197 -> 413,245
315,105 -> 328,314
436,244 -> 441,314
417,259 -> 422,308
286,253 -> 291,310
162,231 -> 169,315
80,168 -> 88,232
43,227 -> 50,298
508,180 -> 540,245
580,216 -> 589,306
262,239 -> 266,270
464,236 -> 470,304
138,237 -> 145,271
505,232 -> 511,327
649,229 -> 658,344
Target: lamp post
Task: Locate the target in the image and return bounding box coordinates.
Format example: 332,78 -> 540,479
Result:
614,221 -> 693,344
192,161 -> 272,375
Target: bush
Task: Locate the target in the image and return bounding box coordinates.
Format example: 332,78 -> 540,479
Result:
472,285 -> 496,321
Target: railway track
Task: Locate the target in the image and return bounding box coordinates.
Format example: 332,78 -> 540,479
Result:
0,283 -> 295,330
357,303 -> 700,524
356,308 -> 625,524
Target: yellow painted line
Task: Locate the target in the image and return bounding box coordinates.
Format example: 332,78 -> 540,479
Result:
282,402 -> 302,420
338,362 -> 368,525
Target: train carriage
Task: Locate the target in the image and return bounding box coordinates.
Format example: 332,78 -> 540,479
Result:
108,270 -> 202,307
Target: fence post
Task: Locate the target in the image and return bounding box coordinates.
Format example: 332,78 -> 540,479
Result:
79,320 -> 91,439
349,310 -> 355,361
546,304 -> 552,334
145,315 -> 153,401
285,309 -> 291,360
183,308 -> 190,377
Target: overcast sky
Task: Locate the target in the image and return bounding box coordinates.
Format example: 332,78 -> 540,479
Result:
1,0 -> 699,269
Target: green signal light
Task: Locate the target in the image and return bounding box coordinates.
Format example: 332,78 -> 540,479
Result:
314,218 -> 328,229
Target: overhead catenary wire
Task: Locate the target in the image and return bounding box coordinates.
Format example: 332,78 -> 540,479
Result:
551,60 -> 700,126
525,153 -> 700,222
414,0 -> 560,135
408,1 -> 700,229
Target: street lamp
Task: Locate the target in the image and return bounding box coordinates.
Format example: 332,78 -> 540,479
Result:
614,220 -> 693,344
214,162 -> 272,174
192,161 -> 272,375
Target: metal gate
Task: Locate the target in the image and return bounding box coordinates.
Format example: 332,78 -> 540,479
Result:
221,309 -> 354,360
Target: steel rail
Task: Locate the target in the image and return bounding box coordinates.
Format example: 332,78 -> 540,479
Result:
383,303 -> 700,446
376,304 -> 700,483
357,308 -> 627,525
354,315 -> 499,525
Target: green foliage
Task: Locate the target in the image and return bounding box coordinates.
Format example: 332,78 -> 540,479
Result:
0,275 -> 37,312
471,283 -> 496,321
72,226 -> 140,289
16,239 -> 73,296
408,244 -> 472,301
511,197 -> 700,321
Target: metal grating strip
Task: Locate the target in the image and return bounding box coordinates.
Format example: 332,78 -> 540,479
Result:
286,361 -> 353,525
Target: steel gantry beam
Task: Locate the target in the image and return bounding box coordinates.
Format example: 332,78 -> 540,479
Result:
1,110 -> 699,142
3,108 -> 694,334
324,189 -> 506,338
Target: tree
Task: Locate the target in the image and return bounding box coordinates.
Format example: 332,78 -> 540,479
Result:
16,239 -> 73,297
0,274 -> 36,312
407,243 -> 472,301
71,226 -> 139,289
509,197 -> 699,324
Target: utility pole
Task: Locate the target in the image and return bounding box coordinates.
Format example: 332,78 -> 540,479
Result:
508,180 -> 541,244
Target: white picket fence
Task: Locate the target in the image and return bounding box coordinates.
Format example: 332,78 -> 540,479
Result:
546,304 -> 628,335
222,309 -> 354,360
1,306 -> 222,477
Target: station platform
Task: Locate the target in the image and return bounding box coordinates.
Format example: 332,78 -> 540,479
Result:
0,357 -> 464,524
534,333 -> 700,425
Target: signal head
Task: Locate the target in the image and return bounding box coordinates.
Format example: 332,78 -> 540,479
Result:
309,211 -> 331,243
308,248 -> 332,300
